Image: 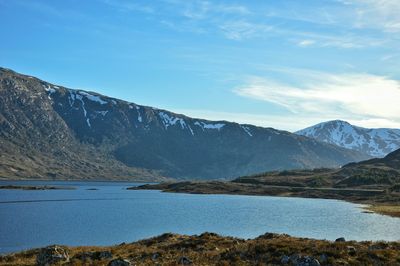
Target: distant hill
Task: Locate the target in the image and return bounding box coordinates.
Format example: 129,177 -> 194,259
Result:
0,67 -> 369,180
335,148 -> 400,187
235,148 -> 400,189
296,120 -> 400,157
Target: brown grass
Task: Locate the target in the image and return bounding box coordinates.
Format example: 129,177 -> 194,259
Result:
365,205 -> 400,218
1,233 -> 400,265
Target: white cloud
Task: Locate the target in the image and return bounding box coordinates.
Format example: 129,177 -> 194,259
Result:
339,0 -> 400,32
298,40 -> 315,47
234,71 -> 400,128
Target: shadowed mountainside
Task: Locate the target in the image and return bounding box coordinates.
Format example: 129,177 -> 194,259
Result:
0,67 -> 369,180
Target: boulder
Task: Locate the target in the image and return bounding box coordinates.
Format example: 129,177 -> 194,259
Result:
335,237 -> 346,242
296,256 -> 321,266
151,253 -> 160,261
347,246 -> 357,255
36,245 -> 69,266
108,258 -> 131,266
319,254 -> 328,263
290,253 -> 300,264
281,255 -> 290,264
74,250 -> 112,261
178,256 -> 192,265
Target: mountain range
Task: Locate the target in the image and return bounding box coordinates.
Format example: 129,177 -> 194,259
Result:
0,67 -> 372,181
296,120 -> 400,158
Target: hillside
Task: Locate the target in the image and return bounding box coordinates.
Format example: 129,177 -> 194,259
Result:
0,67 -> 369,180
296,120 -> 400,157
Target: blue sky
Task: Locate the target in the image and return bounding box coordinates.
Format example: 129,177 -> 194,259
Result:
1,0 -> 400,131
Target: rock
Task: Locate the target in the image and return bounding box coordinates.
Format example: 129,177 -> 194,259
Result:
368,243 -> 387,251
36,245 -> 70,266
319,254 -> 328,263
74,250 -> 112,261
108,258 -> 131,266
347,246 -> 357,255
177,256 -> 192,265
296,256 -> 321,266
281,255 -> 290,264
152,253 -> 160,261
335,237 -> 346,242
290,253 -> 300,264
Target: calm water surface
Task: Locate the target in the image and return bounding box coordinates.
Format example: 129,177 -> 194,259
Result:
1,181 -> 400,254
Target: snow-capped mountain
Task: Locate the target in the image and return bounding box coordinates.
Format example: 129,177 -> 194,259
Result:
0,67 -> 369,181
296,120 -> 400,157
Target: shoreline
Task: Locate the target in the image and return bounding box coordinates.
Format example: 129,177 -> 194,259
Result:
132,182 -> 400,218
1,232 -> 399,265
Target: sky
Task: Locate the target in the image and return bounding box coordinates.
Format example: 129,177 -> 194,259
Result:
1,0 -> 400,131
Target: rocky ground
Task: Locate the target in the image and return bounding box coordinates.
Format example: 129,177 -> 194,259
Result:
1,233 -> 400,265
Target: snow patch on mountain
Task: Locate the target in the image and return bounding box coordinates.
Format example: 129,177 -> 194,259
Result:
136,106 -> 143,122
78,91 -> 108,105
296,120 -> 400,157
241,125 -> 253,137
95,110 -> 108,116
158,112 -> 186,129
194,121 -> 225,131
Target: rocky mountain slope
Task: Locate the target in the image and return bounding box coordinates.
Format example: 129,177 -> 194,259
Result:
0,67 -> 369,180
296,120 -> 400,157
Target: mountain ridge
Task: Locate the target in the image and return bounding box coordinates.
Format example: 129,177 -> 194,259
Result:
0,67 -> 369,180
296,120 -> 400,157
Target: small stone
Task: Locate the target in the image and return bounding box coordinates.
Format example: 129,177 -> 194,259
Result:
178,256 -> 192,265
335,237 -> 346,242
281,255 -> 290,264
319,254 -> 328,263
296,256 -> 320,266
347,246 -> 357,255
74,250 -> 112,261
108,258 -> 131,266
290,253 -> 300,264
152,253 -> 160,261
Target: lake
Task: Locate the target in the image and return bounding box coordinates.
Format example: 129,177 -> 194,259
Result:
1,181 -> 400,254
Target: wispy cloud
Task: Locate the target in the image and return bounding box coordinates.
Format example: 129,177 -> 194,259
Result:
234,70 -> 400,128
102,0 -> 155,14
297,39 -> 315,47
344,0 -> 400,32
219,20 -> 273,40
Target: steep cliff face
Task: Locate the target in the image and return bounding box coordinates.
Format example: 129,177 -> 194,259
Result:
0,68 -> 369,180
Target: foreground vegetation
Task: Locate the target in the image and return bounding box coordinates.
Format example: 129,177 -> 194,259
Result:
1,232 -> 400,265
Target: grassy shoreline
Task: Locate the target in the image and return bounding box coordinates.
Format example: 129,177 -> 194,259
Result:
1,232 -> 400,265
364,205 -> 400,218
